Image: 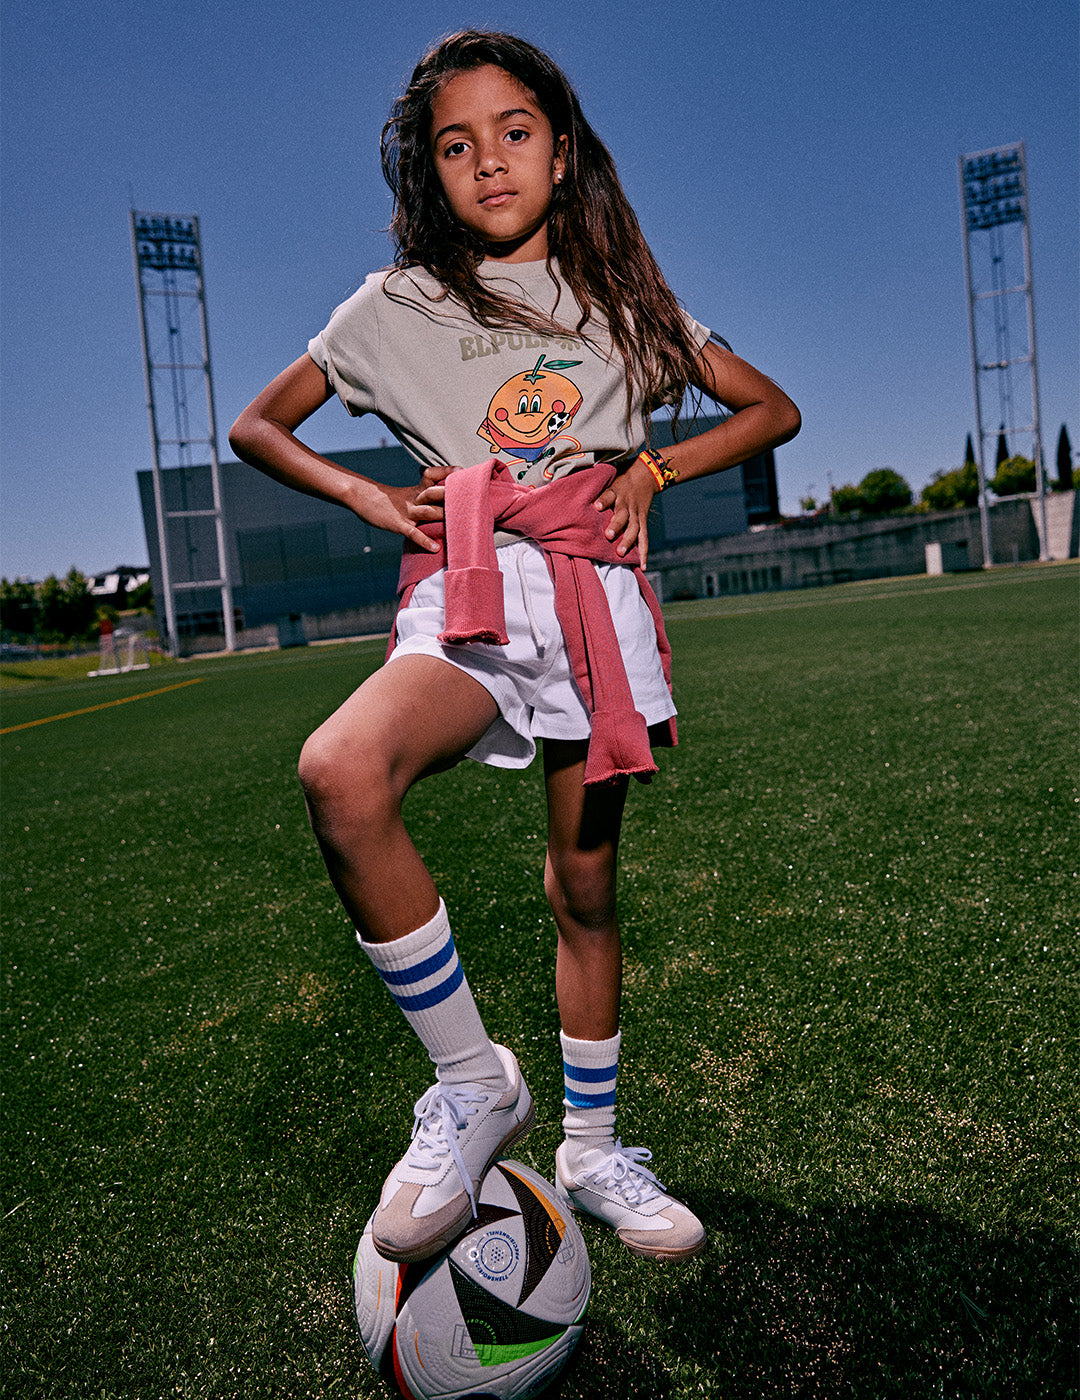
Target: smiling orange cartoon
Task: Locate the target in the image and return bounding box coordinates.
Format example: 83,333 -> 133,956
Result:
477,354 -> 583,463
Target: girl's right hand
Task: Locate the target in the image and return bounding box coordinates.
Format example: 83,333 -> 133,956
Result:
361,466 -> 452,553
230,356 -> 452,556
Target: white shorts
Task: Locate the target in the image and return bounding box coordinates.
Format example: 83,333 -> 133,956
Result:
386,539 -> 677,770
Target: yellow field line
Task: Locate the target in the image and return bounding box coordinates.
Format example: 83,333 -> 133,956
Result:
0,678 -> 204,734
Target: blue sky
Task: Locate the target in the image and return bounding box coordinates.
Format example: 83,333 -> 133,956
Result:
1,0 -> 1076,579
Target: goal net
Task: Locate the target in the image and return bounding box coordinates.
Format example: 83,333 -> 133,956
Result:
87,626 -> 151,677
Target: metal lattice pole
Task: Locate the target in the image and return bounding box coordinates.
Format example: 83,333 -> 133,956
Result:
131,212 -> 236,654
958,143 -> 1049,566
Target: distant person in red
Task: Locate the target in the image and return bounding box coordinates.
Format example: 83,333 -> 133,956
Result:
230,30 -> 799,1266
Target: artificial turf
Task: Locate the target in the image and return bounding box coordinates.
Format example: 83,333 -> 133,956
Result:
2,564 -> 1076,1398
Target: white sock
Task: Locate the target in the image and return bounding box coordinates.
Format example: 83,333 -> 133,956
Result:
359,900 -> 504,1087
560,1029 -> 620,1173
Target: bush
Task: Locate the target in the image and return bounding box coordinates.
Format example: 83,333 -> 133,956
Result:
990,455 -> 1036,497
832,469 -> 913,516
831,483 -> 863,515
921,461 -> 979,511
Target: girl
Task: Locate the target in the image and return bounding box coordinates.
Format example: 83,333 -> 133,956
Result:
230,30 -> 799,1265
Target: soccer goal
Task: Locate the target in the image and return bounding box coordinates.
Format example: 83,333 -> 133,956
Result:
87,626 -> 151,677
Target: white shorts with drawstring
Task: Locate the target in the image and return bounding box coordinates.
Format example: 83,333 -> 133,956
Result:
385,539 -> 676,769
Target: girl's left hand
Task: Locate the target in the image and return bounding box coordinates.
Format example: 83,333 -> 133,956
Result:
593,458 -> 659,568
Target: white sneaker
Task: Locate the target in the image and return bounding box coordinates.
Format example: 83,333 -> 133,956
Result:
371,1044 -> 534,1262
555,1138 -> 705,1261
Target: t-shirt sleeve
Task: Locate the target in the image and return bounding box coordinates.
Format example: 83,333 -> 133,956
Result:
680,308 -> 712,353
648,307 -> 716,407
307,275 -> 383,417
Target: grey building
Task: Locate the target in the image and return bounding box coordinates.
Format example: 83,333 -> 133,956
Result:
646,416 -> 779,548
138,420 -> 777,646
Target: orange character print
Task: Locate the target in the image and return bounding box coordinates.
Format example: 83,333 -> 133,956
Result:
477,354 -> 583,465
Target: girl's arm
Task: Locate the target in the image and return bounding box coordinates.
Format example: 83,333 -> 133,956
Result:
595,340 -> 801,568
228,355 -> 443,553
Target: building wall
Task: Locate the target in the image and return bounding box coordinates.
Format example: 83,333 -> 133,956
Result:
644,415 -> 778,546
138,425 -> 773,646
138,445 -> 419,643
140,447 -> 1071,650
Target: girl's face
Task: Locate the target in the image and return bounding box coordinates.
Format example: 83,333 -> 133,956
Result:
429,64 -> 566,263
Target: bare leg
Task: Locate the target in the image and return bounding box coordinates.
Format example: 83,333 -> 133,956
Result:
542,739 -> 628,1039
297,654 -> 499,942
299,654 -> 540,1264
545,742 -> 705,1259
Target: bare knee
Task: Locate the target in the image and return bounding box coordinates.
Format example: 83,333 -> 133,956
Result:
298,724 -> 398,837
297,724 -> 340,809
545,848 -> 617,933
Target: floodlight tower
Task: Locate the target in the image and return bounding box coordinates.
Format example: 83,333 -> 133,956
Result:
130,211 -> 236,655
958,142 -> 1049,565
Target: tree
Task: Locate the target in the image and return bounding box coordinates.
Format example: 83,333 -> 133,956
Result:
990,455 -> 1036,497
858,468 -> 912,514
34,576 -> 66,639
34,569 -> 96,641
830,469 -> 913,516
0,578 -> 38,635
921,460 -> 979,511
956,457 -> 980,506
996,430 -> 1010,470
1056,426 -> 1073,491
831,483 -> 863,515
62,568 -> 96,637
128,577 -> 154,610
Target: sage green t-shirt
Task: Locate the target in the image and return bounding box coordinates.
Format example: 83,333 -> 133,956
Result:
307,259 -> 711,492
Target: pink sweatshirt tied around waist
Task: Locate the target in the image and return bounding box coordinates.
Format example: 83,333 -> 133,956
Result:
393,459 -> 676,786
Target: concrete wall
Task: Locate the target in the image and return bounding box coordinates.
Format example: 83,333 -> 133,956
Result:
150,463 -> 1075,650
1036,487 -> 1080,561
648,492 -> 1077,602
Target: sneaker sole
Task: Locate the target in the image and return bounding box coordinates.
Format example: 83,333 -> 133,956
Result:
616,1232 -> 706,1262
372,1098 -> 537,1263
554,1180 -> 706,1262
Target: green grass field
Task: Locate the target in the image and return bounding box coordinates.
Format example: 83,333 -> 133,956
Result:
2,565 -> 1077,1399
1,649 -> 167,690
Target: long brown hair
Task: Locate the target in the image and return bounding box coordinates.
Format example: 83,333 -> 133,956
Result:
381,30 -> 705,416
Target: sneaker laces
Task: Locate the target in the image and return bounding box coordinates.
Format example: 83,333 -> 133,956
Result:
579,1139 -> 665,1206
405,1081 -> 491,1216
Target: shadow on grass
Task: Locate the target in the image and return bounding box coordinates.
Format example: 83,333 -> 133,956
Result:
4,1184 -> 1074,1400
560,1323 -> 678,1399
579,1193 -> 1077,1399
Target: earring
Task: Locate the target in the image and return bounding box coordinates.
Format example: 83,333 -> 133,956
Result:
554,173 -> 563,184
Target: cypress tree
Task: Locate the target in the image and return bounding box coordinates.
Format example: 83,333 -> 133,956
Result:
1056,425 -> 1073,491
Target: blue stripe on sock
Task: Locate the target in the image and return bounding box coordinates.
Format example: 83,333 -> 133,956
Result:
562,1059 -> 618,1083
564,1087 -> 618,1108
378,933 -> 456,988
390,960 -> 465,1012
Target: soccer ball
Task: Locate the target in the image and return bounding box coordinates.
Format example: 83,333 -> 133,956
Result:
353,1159 -> 590,1399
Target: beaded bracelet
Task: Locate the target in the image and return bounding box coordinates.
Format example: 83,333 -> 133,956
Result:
636,447 -> 679,491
